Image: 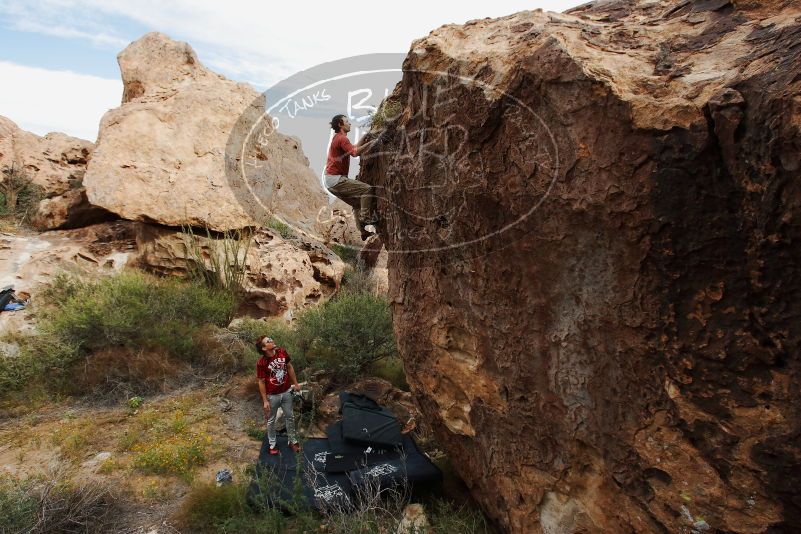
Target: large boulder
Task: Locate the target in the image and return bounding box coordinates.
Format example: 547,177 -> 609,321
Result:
360,1 -> 801,532
0,116 -> 93,197
32,188 -> 116,230
0,116 -> 113,230
83,32 -> 333,237
133,223 -> 345,318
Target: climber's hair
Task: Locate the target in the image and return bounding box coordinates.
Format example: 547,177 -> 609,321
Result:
330,114 -> 346,132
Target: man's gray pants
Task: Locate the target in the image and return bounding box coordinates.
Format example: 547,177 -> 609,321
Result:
267,389 -> 297,447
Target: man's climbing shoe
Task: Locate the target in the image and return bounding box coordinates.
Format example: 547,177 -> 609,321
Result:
360,227 -> 375,241
289,442 -> 301,453
268,446 -> 280,456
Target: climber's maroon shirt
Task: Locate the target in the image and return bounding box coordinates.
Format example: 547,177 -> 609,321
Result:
325,131 -> 357,177
256,347 -> 291,395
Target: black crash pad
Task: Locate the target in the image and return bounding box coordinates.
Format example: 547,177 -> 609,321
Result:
339,392 -> 403,448
247,434 -> 442,514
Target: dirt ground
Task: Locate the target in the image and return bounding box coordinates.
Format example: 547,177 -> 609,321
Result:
0,374 -> 268,533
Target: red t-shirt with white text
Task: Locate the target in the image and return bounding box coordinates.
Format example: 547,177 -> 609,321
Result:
256,348 -> 291,395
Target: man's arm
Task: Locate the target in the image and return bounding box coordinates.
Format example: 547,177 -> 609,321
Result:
340,134 -> 366,157
287,363 -> 300,391
258,378 -> 269,412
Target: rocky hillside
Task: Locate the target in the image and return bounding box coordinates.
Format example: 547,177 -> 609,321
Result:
0,116 -> 113,230
360,0 -> 801,532
0,32 -> 369,319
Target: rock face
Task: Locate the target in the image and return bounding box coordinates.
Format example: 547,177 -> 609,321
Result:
360,1 -> 801,532
134,224 -> 345,318
0,221 -> 137,334
32,188 -> 116,230
0,116 -> 93,197
0,116 -> 113,230
84,32 -> 333,236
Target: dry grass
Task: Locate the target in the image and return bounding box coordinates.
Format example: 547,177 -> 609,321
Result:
0,462 -> 118,533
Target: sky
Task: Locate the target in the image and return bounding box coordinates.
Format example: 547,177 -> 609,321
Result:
0,0 -> 583,141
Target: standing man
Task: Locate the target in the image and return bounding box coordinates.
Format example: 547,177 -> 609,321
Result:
256,335 -> 301,455
325,114 -> 378,241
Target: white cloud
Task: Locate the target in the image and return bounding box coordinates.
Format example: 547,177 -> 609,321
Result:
0,0 -> 584,137
0,0 -> 584,86
12,19 -> 129,48
0,61 -> 121,141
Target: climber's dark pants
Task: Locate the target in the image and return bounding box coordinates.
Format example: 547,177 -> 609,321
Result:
326,176 -> 376,228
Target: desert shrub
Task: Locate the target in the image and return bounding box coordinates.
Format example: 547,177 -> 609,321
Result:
367,356 -> 409,391
0,164 -> 44,226
176,482 -> 249,532
122,404 -> 214,480
228,291 -> 397,386
267,217 -> 294,239
0,476 -> 37,532
181,225 -> 253,318
330,243 -> 358,265
429,498 -> 492,534
176,471 -> 312,534
340,264 -> 376,295
0,272 -> 239,401
40,271 -> 235,358
132,433 -> 209,478
0,468 -> 117,533
294,290 -> 396,385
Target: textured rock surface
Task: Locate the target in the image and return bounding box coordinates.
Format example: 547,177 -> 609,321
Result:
134,224 -> 345,318
0,116 -> 93,197
0,222 -> 137,334
32,188 -> 116,230
84,32 -> 333,236
360,1 -> 801,532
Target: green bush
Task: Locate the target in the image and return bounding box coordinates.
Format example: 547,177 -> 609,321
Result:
267,217 -> 294,239
0,164 -> 44,226
177,473 -> 314,533
181,225 -> 253,312
0,272 -> 239,400
367,357 -> 409,391
341,265 -> 376,295
230,291 -> 398,386
40,272 -> 235,358
0,477 -> 37,532
330,243 -> 358,265
429,498 -> 492,534
0,472 -> 117,533
295,291 -> 396,385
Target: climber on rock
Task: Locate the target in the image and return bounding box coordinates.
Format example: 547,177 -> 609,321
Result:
324,114 -> 378,241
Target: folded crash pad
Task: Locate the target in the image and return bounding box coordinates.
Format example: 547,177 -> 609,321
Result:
248,436 -> 354,513
324,421 -> 401,473
339,392 -> 403,448
247,433 -> 442,514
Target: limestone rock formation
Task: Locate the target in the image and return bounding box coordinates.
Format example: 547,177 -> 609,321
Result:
134,224 -> 345,318
0,116 -> 114,230
32,188 -> 116,230
83,32 -> 335,237
0,221 -> 137,334
0,116 -> 93,197
360,1 -> 801,532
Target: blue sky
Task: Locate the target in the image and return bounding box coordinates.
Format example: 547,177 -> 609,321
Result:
0,0 -> 582,141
